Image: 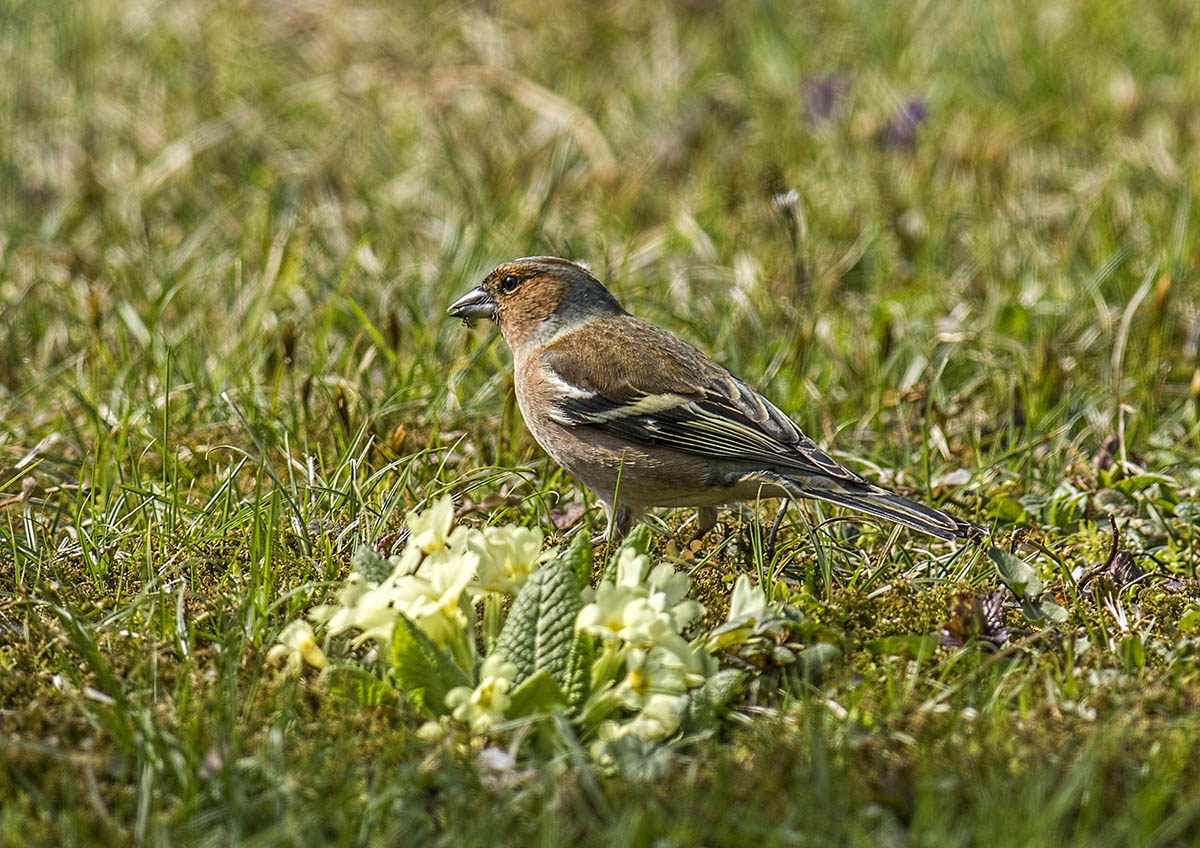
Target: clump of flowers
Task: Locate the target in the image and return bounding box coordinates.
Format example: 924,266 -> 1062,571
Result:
268,497 -> 771,755
305,495 -> 551,671
576,546 -> 714,742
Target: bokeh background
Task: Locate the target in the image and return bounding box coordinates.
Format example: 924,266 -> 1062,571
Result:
4,0 -> 1200,844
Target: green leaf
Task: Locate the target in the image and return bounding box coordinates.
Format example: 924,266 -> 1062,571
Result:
351,544 -> 393,583
1045,492 -> 1088,528
1118,633 -> 1146,671
1174,501 -> 1200,526
680,669 -> 746,733
507,669 -> 567,718
988,548 -> 1042,598
865,634 -> 938,659
1020,596 -> 1069,624
798,642 -> 842,679
495,561 -> 583,687
562,529 -> 595,587
328,664 -> 396,708
1112,473 -> 1175,496
986,494 -> 1028,523
1178,606 -> 1200,634
388,613 -> 470,717
565,630 -> 594,712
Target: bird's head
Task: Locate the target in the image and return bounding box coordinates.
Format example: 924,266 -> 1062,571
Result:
448,256 -> 626,350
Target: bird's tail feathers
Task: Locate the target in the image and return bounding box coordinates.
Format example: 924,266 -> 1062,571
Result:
759,472 -> 984,541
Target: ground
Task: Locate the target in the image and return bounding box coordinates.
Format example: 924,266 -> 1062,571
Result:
2,0 -> 1200,844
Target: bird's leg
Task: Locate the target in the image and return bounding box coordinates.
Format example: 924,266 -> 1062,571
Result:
688,506 -> 719,545
592,503 -> 634,546
764,499 -> 790,565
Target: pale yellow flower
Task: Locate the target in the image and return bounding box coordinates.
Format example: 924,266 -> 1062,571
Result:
406,546 -> 476,644
313,542 -> 476,649
471,525 -> 547,596
309,572 -> 370,632
266,620 -> 327,674
707,574 -> 769,651
406,495 -> 456,554
728,574 -> 768,622
615,640 -> 713,708
613,546 -> 652,588
445,655 -> 518,732
596,693 -> 684,742
577,553 -> 702,646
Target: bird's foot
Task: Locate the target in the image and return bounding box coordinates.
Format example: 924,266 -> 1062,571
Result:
687,506 -> 720,546
764,499 -> 790,565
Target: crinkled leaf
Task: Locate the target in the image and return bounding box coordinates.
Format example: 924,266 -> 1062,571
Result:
328,664 -> 396,708
495,561 -> 582,687
599,735 -> 674,783
565,630 -> 594,712
388,613 -> 469,717
865,634 -> 938,659
507,669 -> 567,718
679,669 -> 746,733
562,529 -> 595,587
771,645 -> 798,664
989,548 -> 1042,598
351,544 -> 393,583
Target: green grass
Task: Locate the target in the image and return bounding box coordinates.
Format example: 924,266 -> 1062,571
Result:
3,0 -> 1200,844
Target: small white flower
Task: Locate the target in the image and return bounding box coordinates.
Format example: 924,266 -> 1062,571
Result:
266,620 -> 326,674
597,693 -> 684,742
471,525 -> 547,596
707,574 -> 770,651
728,574 -> 768,622
615,642 -> 707,708
577,555 -> 706,647
406,495 -> 456,554
445,655 -> 518,732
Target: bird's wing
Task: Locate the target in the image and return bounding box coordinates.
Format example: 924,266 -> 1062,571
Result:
538,316 -> 865,484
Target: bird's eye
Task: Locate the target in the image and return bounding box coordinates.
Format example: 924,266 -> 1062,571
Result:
500,275 -> 523,294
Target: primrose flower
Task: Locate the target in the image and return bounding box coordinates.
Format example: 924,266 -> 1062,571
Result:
313,540 -> 476,649
471,525 -> 548,596
597,693 -> 684,742
728,574 -> 768,622
445,655 -> 518,732
707,574 -> 770,651
613,546 -> 652,588
407,495 -> 456,554
615,642 -> 710,709
266,620 -> 327,674
404,547 -> 476,645
309,572 -> 371,632
577,552 -> 703,646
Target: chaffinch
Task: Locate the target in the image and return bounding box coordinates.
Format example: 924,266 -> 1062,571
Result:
449,256 -> 982,543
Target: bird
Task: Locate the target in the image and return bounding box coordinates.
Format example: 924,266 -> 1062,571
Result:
448,256 -> 983,544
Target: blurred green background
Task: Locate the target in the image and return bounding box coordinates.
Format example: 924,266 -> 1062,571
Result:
3,0 -> 1200,844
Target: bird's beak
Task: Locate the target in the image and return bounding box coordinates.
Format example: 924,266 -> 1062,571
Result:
447,287 -> 498,320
